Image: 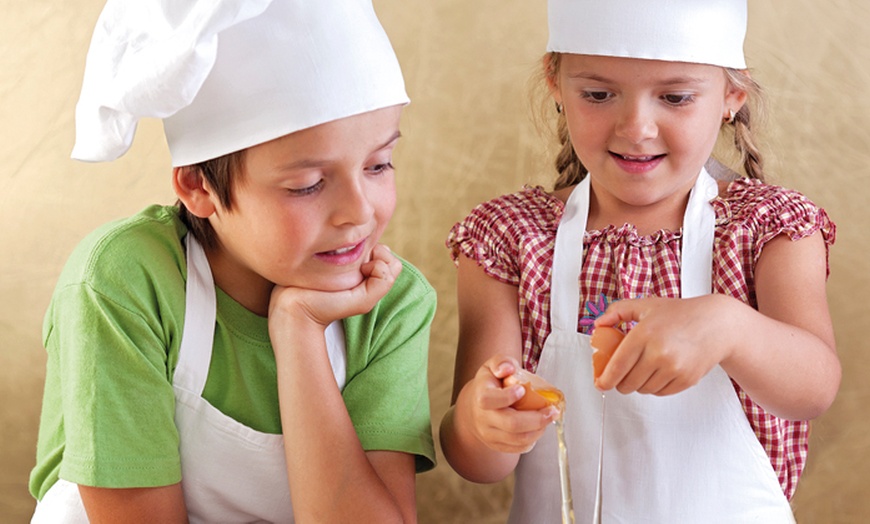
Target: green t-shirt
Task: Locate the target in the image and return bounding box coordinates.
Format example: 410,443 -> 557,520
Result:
30,205 -> 437,500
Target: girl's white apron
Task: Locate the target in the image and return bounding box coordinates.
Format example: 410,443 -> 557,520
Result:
33,235 -> 347,523
507,171 -> 795,523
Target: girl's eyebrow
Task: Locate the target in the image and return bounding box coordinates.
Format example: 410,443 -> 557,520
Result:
379,130 -> 402,149
566,72 -> 709,86
280,131 -> 402,171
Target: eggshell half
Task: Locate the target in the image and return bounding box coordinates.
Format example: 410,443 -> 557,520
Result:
590,326 -> 625,379
503,369 -> 564,411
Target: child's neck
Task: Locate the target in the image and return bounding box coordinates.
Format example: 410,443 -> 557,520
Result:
587,204 -> 685,236
587,189 -> 689,237
204,245 -> 274,317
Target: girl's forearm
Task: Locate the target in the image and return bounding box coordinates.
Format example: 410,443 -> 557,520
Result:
439,400 -> 520,484
721,299 -> 840,421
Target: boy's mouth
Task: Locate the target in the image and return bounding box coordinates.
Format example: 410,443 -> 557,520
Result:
329,245 -> 357,255
315,239 -> 368,264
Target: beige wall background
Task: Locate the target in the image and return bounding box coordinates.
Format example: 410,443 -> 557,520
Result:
2,1 -> 868,522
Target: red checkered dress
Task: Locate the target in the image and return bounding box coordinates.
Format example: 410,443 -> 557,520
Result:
447,178 -> 836,500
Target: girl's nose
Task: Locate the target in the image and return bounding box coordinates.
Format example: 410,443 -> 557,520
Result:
333,177 -> 375,226
615,102 -> 658,144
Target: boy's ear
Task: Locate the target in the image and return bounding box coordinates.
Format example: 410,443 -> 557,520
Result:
172,166 -> 216,219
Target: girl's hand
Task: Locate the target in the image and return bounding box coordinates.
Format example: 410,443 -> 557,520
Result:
457,356 -> 560,454
268,244 -> 402,330
593,295 -> 738,396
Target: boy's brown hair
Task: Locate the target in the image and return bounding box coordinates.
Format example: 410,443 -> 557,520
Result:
176,150 -> 246,249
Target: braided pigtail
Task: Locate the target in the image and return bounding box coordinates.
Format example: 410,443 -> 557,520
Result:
553,110 -> 588,190
542,52 -> 588,191
731,106 -> 764,181
724,69 -> 767,181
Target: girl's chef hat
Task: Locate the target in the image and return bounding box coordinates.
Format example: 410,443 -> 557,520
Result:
547,0 -> 747,69
71,0 -> 408,167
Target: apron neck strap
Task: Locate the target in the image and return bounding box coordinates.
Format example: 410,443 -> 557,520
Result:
550,177 -> 590,331
174,234 -> 218,393
549,169 -> 717,332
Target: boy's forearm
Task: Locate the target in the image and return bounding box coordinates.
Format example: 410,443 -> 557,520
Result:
273,325 -> 411,523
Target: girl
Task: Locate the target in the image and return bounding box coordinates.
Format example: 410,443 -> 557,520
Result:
440,0 -> 839,522
29,1 -> 435,522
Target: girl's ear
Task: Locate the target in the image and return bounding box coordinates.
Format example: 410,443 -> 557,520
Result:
543,54 -> 562,106
725,71 -> 750,114
172,166 -> 216,219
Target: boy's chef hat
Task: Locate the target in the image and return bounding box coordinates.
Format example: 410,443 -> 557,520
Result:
547,0 -> 747,69
71,0 -> 408,167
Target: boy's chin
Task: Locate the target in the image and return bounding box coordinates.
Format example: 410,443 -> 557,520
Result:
294,271 -> 365,293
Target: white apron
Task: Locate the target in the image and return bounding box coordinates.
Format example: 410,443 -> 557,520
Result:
33,234 -> 348,523
507,171 -> 795,524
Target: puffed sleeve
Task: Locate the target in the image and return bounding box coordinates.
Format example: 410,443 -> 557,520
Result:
446,186 -> 563,286
725,180 -> 836,275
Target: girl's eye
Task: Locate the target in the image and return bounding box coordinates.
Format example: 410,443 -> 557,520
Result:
367,162 -> 394,175
581,90 -> 612,103
288,179 -> 324,196
663,93 -> 694,105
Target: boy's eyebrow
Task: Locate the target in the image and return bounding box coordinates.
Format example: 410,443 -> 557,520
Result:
280,131 -> 402,171
566,72 -> 709,86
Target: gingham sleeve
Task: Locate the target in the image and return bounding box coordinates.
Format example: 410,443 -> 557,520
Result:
446,187 -> 563,286
724,180 -> 837,275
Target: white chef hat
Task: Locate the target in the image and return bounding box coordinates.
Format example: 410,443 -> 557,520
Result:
547,0 -> 747,69
71,0 -> 408,167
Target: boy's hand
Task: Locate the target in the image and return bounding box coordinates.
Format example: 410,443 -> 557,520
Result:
268,244 -> 402,329
457,356 -> 559,454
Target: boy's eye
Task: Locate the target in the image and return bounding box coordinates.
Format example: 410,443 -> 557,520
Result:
288,179 -> 324,196
663,93 -> 694,105
367,162 -> 394,175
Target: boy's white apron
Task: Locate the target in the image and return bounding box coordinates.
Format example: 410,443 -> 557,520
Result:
33,235 -> 347,523
507,171 -> 795,523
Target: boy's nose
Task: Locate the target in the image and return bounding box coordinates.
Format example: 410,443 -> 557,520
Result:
615,103 -> 658,144
334,179 -> 375,226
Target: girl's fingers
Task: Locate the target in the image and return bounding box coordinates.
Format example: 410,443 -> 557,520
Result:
594,297 -> 646,327
482,355 -> 521,380
487,426 -> 549,454
479,409 -> 558,453
595,332 -> 642,391
476,383 -> 525,411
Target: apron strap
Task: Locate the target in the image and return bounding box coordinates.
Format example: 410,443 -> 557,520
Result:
550,176 -> 590,331
550,168 -> 717,333
173,234 -> 217,394
680,168 -> 718,298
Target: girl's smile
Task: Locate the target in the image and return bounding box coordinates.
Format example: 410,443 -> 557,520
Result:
549,54 -> 746,232
609,152 -> 666,174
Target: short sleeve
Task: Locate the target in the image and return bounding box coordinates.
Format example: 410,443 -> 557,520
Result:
722,180 -> 837,274
446,187 -> 563,286
32,207 -> 187,496
50,282 -> 182,487
341,260 -> 437,472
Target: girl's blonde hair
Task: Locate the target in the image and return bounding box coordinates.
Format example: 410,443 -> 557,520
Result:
540,53 -> 767,191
